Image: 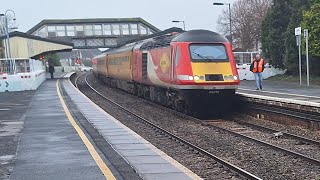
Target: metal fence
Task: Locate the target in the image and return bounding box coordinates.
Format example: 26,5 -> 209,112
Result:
0,58 -> 44,74
233,52 -> 259,64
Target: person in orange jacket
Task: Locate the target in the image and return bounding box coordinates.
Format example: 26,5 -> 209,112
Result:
250,54 -> 265,90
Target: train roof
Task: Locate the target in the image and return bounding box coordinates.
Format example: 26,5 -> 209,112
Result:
138,29 -> 228,50
172,30 -> 229,43
94,29 -> 228,58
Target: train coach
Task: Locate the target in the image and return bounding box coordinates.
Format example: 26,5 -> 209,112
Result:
93,28 -> 240,115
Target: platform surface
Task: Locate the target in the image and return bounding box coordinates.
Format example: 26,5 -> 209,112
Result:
9,80 -> 107,180
0,91 -> 35,179
238,80 -> 320,106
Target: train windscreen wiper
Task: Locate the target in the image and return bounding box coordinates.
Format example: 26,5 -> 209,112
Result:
192,52 -> 211,60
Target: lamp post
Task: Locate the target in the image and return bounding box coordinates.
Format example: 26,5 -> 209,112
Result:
172,20 -> 186,31
0,14 -> 7,59
2,10 -> 16,74
213,2 -> 232,45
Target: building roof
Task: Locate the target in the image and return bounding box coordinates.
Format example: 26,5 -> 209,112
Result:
27,18 -> 161,34
0,31 -> 74,59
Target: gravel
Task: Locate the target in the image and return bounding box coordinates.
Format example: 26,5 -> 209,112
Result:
211,120 -> 320,162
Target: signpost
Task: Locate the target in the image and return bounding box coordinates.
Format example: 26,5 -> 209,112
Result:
304,29 -> 310,86
295,27 -> 302,86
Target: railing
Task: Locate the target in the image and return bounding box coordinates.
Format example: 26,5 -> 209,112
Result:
0,58 -> 44,74
233,52 -> 259,64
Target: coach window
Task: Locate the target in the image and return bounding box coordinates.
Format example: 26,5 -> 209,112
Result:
112,24 -> 120,35
175,46 -> 181,66
130,24 -> 138,35
104,24 -> 112,35
76,25 -> 84,36
85,25 -> 94,36
94,25 -> 102,35
47,26 -> 56,37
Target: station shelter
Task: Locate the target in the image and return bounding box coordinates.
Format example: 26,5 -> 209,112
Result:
0,31 -> 73,92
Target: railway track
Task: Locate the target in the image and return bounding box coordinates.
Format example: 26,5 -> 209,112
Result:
135,87 -> 320,166
202,120 -> 320,166
244,103 -> 320,131
236,120 -> 320,146
153,99 -> 320,167
73,72 -> 320,179
74,73 -> 262,180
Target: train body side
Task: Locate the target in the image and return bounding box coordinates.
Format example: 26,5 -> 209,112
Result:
107,51 -> 133,81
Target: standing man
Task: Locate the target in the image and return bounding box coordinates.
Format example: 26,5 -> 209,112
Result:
48,62 -> 55,79
250,54 -> 265,90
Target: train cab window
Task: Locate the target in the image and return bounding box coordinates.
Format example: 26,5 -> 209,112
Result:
189,44 -> 228,62
175,46 -> 181,66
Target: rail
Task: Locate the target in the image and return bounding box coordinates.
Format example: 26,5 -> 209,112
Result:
74,73 -> 263,180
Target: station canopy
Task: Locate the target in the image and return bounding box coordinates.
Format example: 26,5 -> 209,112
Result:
0,31 -> 73,59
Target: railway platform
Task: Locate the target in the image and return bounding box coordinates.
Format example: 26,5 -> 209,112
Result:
1,75 -> 200,180
237,80 -> 320,111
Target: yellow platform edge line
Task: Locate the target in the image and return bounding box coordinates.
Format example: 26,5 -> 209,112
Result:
56,80 -> 116,180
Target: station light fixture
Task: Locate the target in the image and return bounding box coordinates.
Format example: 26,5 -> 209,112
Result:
213,2 -> 232,45
172,20 -> 186,31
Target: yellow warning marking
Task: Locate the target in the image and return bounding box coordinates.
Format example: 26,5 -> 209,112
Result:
56,80 -> 116,180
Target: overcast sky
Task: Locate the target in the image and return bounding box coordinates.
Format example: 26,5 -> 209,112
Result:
0,0 -> 234,33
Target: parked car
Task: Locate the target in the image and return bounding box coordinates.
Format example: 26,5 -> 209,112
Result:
80,66 -> 93,72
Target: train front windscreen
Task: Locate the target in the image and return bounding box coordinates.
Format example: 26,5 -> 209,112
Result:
189,44 -> 229,62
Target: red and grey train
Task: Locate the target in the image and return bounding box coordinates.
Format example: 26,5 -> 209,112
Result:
93,28 -> 240,114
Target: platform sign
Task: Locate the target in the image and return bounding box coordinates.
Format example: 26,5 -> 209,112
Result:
304,29 -> 310,86
296,36 -> 301,46
295,27 -> 302,86
295,27 -> 301,36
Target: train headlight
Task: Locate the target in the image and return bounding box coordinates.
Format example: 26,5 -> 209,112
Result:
194,75 -> 200,81
234,75 -> 239,80
188,76 -> 194,80
224,75 -> 233,81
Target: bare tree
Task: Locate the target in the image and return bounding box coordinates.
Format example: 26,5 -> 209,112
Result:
217,0 -> 271,51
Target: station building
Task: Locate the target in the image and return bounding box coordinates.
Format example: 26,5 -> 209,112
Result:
0,31 -> 73,92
